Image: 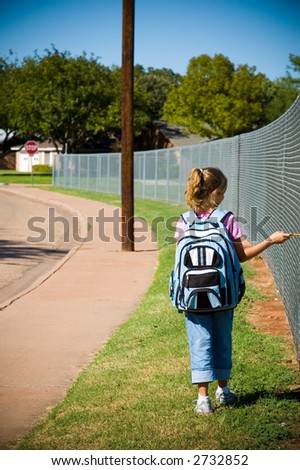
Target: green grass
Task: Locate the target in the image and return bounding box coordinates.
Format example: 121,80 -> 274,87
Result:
0,170 -> 52,185
18,187 -> 300,450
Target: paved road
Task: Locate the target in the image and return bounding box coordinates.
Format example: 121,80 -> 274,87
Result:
0,189 -> 78,308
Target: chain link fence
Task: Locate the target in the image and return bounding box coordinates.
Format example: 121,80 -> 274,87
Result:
53,95 -> 300,363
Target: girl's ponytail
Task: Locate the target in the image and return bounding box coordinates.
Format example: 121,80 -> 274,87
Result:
189,168 -> 203,189
184,167 -> 227,211
184,168 -> 203,208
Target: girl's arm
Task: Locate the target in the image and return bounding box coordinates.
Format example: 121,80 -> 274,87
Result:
233,231 -> 291,263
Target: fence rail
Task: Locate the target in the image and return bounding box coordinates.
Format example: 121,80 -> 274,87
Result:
53,96 -> 300,363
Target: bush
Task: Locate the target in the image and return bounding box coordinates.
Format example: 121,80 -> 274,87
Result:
32,164 -> 52,173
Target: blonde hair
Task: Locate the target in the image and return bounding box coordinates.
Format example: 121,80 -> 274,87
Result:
184,167 -> 227,211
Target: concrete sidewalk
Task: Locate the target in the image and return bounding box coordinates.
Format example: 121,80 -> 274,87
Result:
0,186 -> 157,448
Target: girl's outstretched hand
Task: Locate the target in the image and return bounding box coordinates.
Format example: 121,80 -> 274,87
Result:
268,231 -> 291,244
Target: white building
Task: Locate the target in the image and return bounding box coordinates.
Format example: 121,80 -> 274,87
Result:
12,141 -> 62,172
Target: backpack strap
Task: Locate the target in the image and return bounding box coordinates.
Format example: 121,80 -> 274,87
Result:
181,208 -> 232,226
208,208 -> 232,224
181,210 -> 198,225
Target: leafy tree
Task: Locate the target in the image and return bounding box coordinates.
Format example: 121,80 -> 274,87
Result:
0,50 -> 178,155
2,48 -> 298,156
135,66 -> 182,120
262,54 -> 299,123
105,65 -> 180,141
227,64 -> 268,134
287,53 -> 300,89
163,54 -> 271,138
9,48 -> 113,152
262,79 -> 298,123
0,55 -> 22,155
105,65 -> 153,141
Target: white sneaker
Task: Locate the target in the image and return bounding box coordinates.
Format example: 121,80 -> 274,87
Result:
216,388 -> 237,406
194,397 -> 213,414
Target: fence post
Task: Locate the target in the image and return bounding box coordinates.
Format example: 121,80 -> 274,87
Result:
236,134 -> 241,219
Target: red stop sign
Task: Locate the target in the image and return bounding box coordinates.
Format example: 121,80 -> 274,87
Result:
25,140 -> 38,156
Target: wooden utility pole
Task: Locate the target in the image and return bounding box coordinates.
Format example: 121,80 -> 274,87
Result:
121,0 -> 135,251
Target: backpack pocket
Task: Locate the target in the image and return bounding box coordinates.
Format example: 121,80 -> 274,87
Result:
238,268 -> 246,302
184,246 -> 221,267
169,270 -> 175,301
169,270 -> 178,307
169,269 -> 183,310
183,269 -> 223,311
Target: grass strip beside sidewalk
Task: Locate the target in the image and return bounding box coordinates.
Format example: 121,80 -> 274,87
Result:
18,187 -> 300,450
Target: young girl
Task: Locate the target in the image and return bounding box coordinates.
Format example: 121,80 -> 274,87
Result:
175,167 -> 291,414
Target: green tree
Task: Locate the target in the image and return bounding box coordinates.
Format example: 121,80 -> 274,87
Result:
287,53 -> 300,89
0,50 -> 178,155
104,65 -> 152,141
263,54 -> 299,123
163,54 -> 271,138
105,65 -> 177,140
262,79 -> 298,123
0,55 -> 21,155
136,66 -> 182,120
9,48 -> 113,152
226,64 -> 267,134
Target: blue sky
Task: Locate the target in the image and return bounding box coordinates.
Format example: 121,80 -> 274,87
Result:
0,0 -> 299,80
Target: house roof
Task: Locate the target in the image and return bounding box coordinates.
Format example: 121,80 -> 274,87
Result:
11,140 -> 63,152
154,121 -> 209,147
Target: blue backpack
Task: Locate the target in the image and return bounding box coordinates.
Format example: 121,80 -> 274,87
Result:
169,208 -> 245,314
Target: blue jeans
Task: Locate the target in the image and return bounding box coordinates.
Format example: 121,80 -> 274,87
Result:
185,310 -> 234,384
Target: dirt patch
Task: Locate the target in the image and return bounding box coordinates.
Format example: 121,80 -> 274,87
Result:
247,256 -> 299,370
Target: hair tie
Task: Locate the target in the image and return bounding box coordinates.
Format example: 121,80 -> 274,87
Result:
199,168 -> 203,175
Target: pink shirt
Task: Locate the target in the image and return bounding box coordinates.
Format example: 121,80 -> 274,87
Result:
174,211 -> 243,242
